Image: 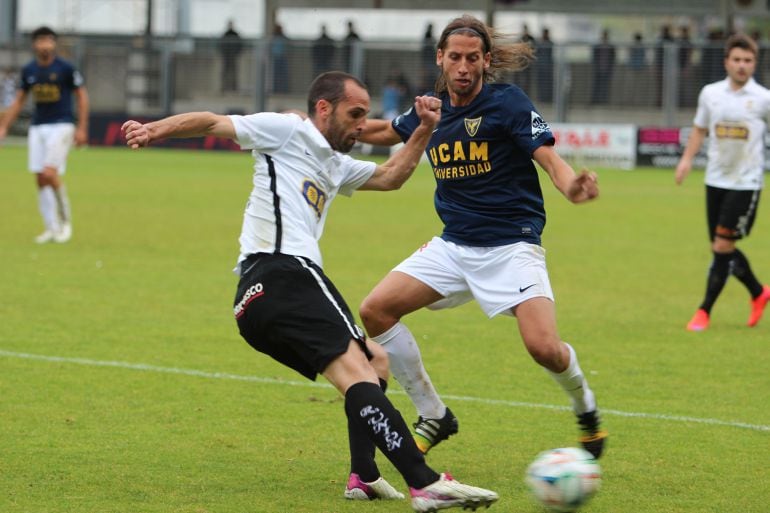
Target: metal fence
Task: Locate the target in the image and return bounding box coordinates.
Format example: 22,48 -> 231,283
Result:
2,34 -> 768,128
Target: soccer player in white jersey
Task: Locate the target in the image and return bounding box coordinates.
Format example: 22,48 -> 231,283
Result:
0,26 -> 89,243
676,33 -> 770,331
122,71 -> 498,512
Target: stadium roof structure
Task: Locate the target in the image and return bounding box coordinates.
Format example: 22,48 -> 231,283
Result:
262,0 -> 767,36
264,0 -> 766,18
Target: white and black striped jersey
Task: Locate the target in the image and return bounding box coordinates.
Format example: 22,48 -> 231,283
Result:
694,77 -> 770,190
229,112 -> 376,271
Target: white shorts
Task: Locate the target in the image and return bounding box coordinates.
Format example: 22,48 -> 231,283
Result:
393,237 -> 554,318
28,123 -> 75,174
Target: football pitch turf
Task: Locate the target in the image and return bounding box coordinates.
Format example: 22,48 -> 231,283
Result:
1,145 -> 768,513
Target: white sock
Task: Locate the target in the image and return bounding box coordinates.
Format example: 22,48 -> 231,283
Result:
547,342 -> 596,415
372,322 -> 447,420
38,186 -> 60,232
53,185 -> 71,224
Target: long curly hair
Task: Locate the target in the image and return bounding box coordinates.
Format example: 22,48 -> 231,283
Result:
433,14 -> 534,94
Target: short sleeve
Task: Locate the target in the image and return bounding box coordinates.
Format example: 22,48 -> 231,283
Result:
337,155 -> 377,196
504,88 -> 555,154
693,87 -> 710,129
391,105 -> 420,143
20,67 -> 31,92
229,112 -> 298,152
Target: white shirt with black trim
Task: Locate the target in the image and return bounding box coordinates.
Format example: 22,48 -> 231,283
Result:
229,113 -> 376,270
693,77 -> 770,190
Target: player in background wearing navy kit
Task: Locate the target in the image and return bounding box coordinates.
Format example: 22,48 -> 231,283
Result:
676,33 -> 770,331
0,26 -> 89,244
122,72 -> 498,512
358,15 -> 607,459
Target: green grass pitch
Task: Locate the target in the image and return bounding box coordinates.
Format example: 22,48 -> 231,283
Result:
1,145 -> 768,512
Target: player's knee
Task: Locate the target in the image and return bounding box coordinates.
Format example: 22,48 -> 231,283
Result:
526,338 -> 563,368
359,295 -> 389,329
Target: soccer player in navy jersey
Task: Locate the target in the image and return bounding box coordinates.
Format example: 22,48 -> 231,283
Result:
0,26 -> 89,244
358,15 -> 607,458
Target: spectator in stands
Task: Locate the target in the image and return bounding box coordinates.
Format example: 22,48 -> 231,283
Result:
627,33 -> 648,106
702,28 -> 726,86
219,20 -> 243,93
591,29 -> 615,104
270,23 -> 290,93
342,20 -> 362,75
678,25 -> 696,106
382,68 -> 410,120
654,24 -> 674,106
513,24 -> 535,93
629,32 -> 646,70
312,24 -> 336,76
536,27 -> 554,102
420,23 -> 437,92
1,67 -> 17,110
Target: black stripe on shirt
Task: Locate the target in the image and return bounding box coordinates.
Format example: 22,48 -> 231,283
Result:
265,154 -> 282,253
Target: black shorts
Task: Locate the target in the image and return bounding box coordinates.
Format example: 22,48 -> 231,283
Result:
706,185 -> 761,241
233,253 -> 368,381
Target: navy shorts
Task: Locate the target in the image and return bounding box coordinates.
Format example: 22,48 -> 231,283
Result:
706,185 -> 761,241
233,253 -> 368,380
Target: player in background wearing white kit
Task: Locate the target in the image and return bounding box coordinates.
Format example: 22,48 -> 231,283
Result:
122,71 -> 499,512
676,33 -> 770,331
0,26 -> 89,244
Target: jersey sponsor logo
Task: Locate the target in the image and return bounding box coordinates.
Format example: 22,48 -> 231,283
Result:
714,122 -> 749,140
302,179 -> 327,219
428,139 -> 491,180
32,83 -> 61,103
429,140 -> 488,165
464,116 -> 482,137
233,282 -> 264,319
433,161 -> 492,180
531,111 -> 550,139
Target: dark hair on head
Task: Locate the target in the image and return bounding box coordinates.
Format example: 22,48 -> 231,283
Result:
724,32 -> 758,58
434,15 -> 533,94
307,71 -> 367,116
31,26 -> 57,40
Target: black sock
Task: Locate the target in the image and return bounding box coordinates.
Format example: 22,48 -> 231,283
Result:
347,379 -> 389,482
700,251 -> 733,313
345,382 -> 439,489
730,249 -> 764,298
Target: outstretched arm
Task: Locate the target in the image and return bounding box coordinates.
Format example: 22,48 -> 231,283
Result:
533,144 -> 599,204
359,118 -> 402,146
675,126 -> 707,185
122,111 -> 236,149
359,96 -> 441,191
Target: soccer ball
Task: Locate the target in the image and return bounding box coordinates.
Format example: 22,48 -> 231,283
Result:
525,447 -> 601,512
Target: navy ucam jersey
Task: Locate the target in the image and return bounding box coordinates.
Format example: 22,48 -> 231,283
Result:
21,56 -> 84,125
392,83 -> 554,246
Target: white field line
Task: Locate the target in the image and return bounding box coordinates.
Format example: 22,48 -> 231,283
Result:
2,349 -> 769,433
